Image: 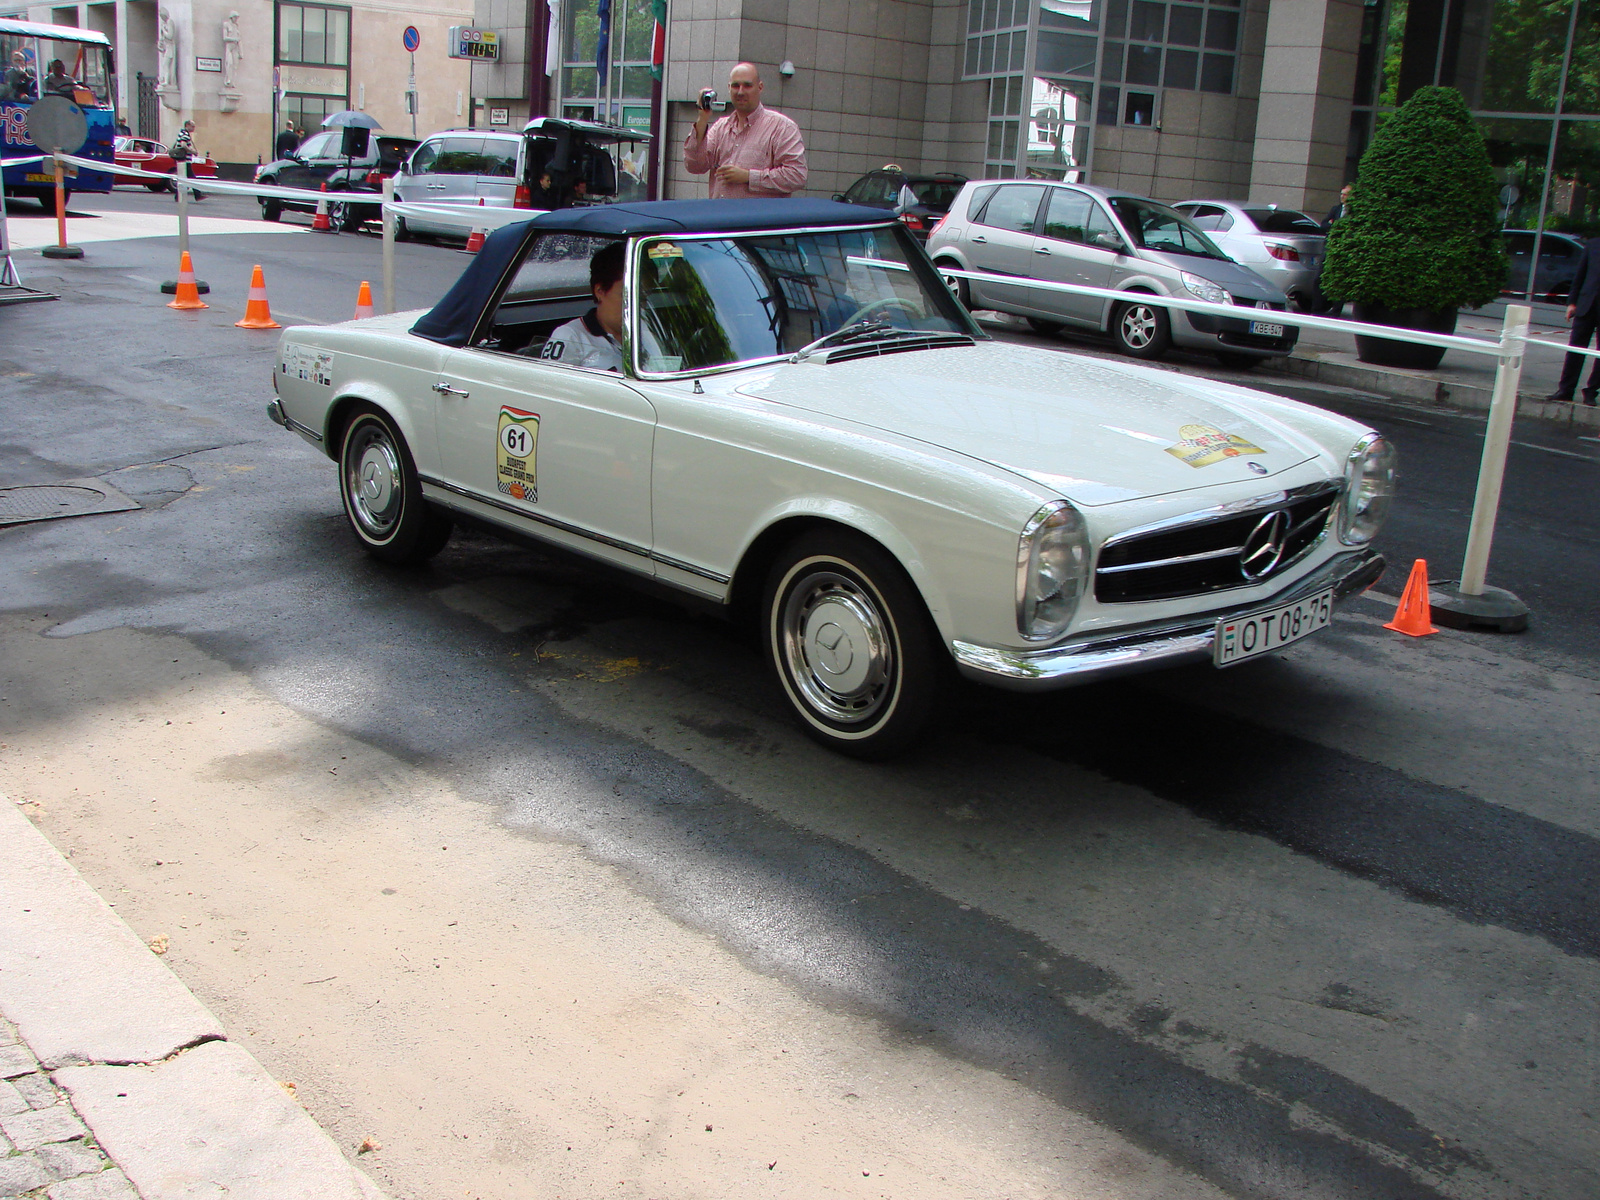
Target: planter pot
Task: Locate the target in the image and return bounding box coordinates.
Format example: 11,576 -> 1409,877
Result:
1350,304 -> 1458,370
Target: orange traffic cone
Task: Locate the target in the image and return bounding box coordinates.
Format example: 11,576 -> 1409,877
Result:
464,226 -> 485,253
235,265 -> 281,329
312,183 -> 334,232
1383,559 -> 1438,637
353,280 -> 374,320
167,251 -> 208,310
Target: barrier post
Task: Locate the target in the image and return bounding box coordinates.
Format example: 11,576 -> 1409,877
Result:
381,176 -> 395,316
40,150 -> 83,260
176,161 -> 190,257
1431,303 -> 1531,632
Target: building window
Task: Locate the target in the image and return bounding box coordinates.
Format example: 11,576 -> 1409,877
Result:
965,0 -> 1031,79
278,3 -> 350,67
1101,0 -> 1238,95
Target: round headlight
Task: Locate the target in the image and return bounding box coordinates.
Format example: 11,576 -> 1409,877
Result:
1017,501 -> 1090,641
1338,433 -> 1397,545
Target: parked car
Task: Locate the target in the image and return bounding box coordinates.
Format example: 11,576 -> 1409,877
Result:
391,117 -> 652,240
927,181 -> 1296,369
267,199 -> 1391,758
112,136 -> 218,191
254,130 -> 419,229
1499,229 -> 1586,302
1171,200 -> 1325,312
833,166 -> 968,241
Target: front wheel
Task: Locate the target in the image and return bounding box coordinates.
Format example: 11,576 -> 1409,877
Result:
1111,296 -> 1171,360
328,196 -> 363,232
393,214 -> 412,242
145,179 -> 171,193
935,259 -> 971,310
763,531 -> 943,759
338,406 -> 453,564
260,193 -> 282,221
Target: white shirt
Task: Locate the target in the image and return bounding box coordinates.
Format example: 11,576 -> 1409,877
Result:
539,309 -> 623,372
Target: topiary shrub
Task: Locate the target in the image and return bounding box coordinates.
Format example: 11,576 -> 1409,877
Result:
1321,86 -> 1507,312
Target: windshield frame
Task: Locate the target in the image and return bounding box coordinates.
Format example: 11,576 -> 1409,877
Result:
1106,195 -> 1230,261
625,221 -> 985,382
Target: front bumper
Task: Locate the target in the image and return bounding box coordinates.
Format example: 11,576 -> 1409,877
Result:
951,548 -> 1384,692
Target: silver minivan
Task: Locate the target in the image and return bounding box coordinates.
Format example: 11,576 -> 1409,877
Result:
391,117 -> 653,240
926,181 -> 1296,368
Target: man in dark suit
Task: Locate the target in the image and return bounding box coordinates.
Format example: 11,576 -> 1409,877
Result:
1548,236 -> 1600,404
1322,183 -> 1352,234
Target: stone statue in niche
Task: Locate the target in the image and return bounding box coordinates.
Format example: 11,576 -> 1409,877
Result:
155,6 -> 181,110
221,12 -> 241,89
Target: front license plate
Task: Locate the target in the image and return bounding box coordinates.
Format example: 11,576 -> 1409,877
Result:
1250,320 -> 1285,337
1214,589 -> 1333,666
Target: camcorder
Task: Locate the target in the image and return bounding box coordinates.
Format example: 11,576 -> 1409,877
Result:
698,88 -> 720,111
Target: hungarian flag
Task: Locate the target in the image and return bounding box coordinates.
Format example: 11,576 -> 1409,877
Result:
650,0 -> 667,82
596,0 -> 610,87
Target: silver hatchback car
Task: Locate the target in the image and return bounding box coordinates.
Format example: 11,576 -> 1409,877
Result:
926,181 -> 1295,368
1172,200 -> 1326,312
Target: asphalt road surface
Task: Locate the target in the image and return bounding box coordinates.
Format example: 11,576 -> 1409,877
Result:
1,188 -> 1596,1200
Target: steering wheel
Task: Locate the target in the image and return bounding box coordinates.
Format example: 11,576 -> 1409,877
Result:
841,295 -> 926,327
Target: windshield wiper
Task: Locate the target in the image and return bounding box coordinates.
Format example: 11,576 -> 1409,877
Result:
790,318 -> 924,362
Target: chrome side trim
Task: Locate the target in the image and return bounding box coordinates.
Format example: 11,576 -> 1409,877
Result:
417,473 -> 731,584
954,549 -> 1384,692
1096,544 -> 1244,574
267,400 -> 325,443
1099,479 -> 1340,551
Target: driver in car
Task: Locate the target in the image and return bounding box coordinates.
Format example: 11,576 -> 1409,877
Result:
537,241 -> 625,372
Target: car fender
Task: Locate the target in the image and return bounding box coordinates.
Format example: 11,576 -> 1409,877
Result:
735,495 -> 963,644
1096,276 -> 1170,330
322,381 -> 429,465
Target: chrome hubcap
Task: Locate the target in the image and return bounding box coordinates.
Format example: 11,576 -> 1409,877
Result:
781,569 -> 892,723
345,424 -> 403,538
1121,305 -> 1157,348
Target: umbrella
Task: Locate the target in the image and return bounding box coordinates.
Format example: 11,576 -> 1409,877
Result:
321,110 -> 381,129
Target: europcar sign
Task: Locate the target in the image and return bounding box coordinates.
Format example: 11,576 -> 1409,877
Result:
447,27 -> 498,61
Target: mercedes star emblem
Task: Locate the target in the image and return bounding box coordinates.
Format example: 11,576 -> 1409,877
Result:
1239,510 -> 1290,581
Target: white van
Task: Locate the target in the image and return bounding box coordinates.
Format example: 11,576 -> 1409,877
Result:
391,117 -> 652,240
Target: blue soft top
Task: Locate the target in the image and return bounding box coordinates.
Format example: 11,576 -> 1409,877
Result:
410,199 -> 895,347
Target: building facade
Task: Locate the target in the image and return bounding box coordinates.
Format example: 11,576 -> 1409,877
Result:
0,0 -> 476,167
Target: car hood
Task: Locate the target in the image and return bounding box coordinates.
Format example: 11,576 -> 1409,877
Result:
736,342 -> 1332,506
1138,251 -> 1287,301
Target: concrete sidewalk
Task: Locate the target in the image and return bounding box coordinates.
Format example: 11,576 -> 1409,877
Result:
0,797 -> 385,1200
1262,298 -> 1600,431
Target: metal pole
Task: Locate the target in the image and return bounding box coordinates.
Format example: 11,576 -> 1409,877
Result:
1459,304 -> 1529,595
381,175 -> 395,315
176,160 -> 190,256
1524,0 -> 1580,303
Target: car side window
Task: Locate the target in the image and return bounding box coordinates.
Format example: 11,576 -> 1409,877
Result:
966,184 -> 999,220
297,132 -> 337,160
1544,238 -> 1576,260
435,138 -> 487,173
976,185 -> 1046,235
1041,189 -> 1094,242
1084,202 -> 1120,243
1186,205 -> 1233,233
843,176 -> 877,204
408,141 -> 441,174
476,233 -> 616,360
1503,233 -> 1532,256
481,139 -> 518,177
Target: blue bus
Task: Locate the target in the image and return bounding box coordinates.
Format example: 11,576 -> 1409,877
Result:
2,17 -> 115,206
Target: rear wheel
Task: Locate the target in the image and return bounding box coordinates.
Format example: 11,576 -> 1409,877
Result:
763,530 -> 943,759
260,191 -> 282,222
1026,317 -> 1063,336
393,215 -> 412,242
1111,296 -> 1171,360
935,258 -> 971,310
328,196 -> 362,231
338,406 -> 453,565
145,178 -> 171,193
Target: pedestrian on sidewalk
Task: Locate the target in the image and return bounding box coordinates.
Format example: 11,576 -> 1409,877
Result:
275,119 -> 300,160
1547,235 -> 1600,404
684,62 -> 807,199
1318,183 -> 1354,316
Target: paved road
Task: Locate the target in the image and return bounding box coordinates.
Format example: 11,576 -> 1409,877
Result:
1,188 -> 1596,1200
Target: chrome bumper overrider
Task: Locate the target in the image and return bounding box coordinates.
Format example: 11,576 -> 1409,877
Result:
951,549 -> 1385,692
266,400 -> 323,444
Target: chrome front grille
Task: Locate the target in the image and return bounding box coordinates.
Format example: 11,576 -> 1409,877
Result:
1095,483 -> 1340,603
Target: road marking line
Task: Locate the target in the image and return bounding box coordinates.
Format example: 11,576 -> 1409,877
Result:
1510,440 -> 1598,462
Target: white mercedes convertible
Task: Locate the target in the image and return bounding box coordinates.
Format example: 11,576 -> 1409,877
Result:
268,199 -> 1392,757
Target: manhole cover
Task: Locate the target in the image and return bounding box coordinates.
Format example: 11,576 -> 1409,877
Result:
0,479 -> 140,526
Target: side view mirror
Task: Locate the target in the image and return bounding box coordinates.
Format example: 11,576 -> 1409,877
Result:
832,193 -> 846,202
1090,230 -> 1125,252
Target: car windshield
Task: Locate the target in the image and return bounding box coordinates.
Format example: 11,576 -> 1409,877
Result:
1108,197 -> 1228,259
909,179 -> 964,210
1240,207 -> 1322,235
635,227 -> 972,373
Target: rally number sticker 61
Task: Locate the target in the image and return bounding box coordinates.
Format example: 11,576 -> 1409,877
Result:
1214,589 -> 1333,667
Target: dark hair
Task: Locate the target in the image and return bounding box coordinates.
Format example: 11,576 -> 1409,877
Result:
590,240 -> 625,293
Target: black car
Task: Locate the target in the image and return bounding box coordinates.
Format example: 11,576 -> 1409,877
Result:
254,129 -> 420,230
1500,229 -> 1586,302
833,167 -> 968,241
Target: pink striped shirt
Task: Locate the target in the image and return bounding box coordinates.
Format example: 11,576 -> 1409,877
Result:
683,104 -> 808,199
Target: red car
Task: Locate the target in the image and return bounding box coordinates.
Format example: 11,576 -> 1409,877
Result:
113,136 -> 218,191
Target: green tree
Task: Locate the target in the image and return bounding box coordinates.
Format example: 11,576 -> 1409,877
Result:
1322,86 -> 1507,309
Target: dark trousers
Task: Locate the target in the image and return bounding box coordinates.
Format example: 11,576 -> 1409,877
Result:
1557,305 -> 1600,396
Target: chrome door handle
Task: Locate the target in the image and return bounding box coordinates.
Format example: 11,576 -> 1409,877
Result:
426,183 -> 447,190
970,235 -> 987,243
1034,246 -> 1052,254
431,382 -> 469,397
